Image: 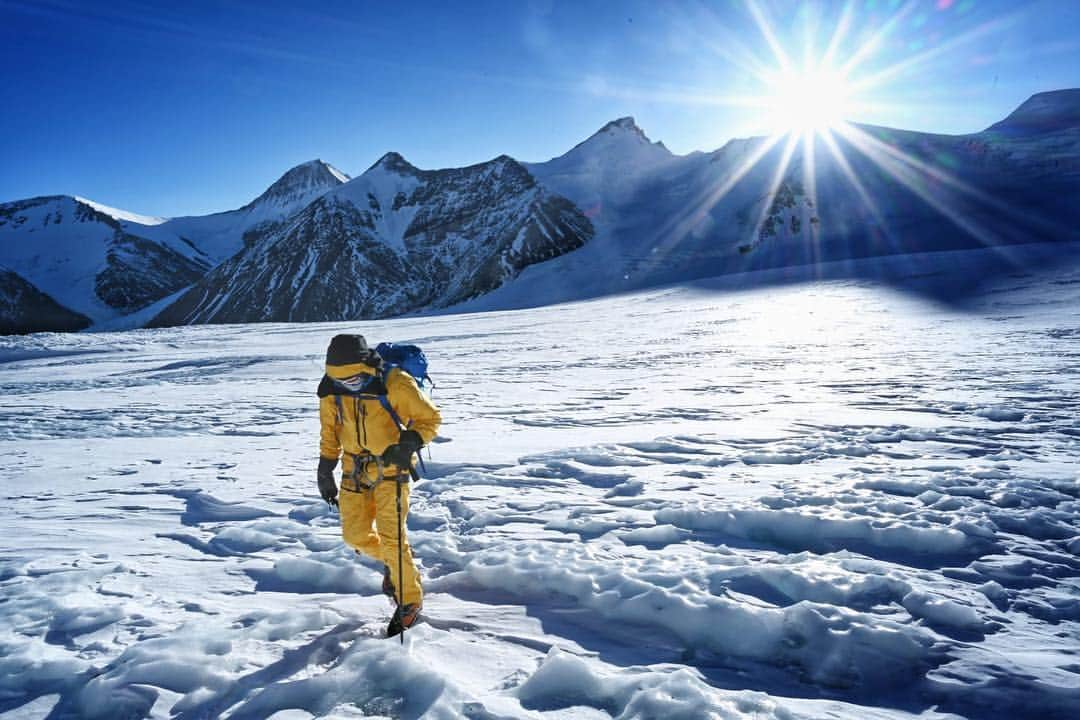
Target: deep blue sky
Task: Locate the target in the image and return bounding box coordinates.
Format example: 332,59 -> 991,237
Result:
2,0 -> 1079,216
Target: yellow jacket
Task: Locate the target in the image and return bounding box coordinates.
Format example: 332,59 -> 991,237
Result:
319,362 -> 441,489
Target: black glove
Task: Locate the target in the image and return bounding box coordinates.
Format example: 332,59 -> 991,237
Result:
381,429 -> 423,469
317,457 -> 338,507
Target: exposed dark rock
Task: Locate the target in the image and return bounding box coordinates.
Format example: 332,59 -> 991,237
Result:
0,269 -> 91,335
95,232 -> 209,313
150,156 -> 593,326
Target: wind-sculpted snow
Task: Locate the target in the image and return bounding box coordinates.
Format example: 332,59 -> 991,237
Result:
457,541 -> 942,688
517,650 -> 794,720
177,490 -> 278,525
0,253 -> 1077,718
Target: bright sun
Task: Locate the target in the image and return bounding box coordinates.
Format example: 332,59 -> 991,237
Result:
652,0 -> 1016,262
764,65 -> 853,134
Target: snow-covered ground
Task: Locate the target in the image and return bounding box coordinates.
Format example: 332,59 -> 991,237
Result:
1,248 -> 1077,719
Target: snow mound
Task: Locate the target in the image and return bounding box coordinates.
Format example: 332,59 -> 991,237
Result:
179,491 -> 277,525
618,523 -> 691,547
246,551 -> 381,595
654,504 -> 993,565
518,648 -> 792,720
460,541 -> 939,689
973,405 -> 1026,422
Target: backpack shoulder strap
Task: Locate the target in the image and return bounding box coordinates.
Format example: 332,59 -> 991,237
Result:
378,395 -> 406,430
379,368 -> 426,477
378,368 -> 409,430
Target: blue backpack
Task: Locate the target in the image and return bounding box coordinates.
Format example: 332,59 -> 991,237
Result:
375,342 -> 432,390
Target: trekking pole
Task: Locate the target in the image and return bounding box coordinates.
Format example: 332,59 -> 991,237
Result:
396,476 -> 405,645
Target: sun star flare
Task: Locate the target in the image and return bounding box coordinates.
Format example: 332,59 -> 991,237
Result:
764,65 -> 854,134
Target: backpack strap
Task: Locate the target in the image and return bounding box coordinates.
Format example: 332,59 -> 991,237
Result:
377,393 -> 408,432
333,394 -> 344,425
379,369 -> 426,477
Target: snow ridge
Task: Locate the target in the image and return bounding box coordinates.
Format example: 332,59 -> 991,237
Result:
985,89 -> 1080,135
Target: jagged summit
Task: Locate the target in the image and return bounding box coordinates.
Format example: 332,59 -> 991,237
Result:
527,115 -> 675,198
986,88 -> 1080,135
596,116 -> 649,140
552,116 -> 673,164
462,154 -> 524,174
367,151 -> 419,175
249,159 -> 350,209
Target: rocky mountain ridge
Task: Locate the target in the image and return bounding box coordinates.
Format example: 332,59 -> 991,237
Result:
149,154 -> 593,325
3,89 -> 1080,333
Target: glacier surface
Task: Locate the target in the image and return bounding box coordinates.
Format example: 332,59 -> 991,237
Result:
0,248 -> 1077,719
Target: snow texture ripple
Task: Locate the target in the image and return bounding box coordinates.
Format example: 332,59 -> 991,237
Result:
0,251 -> 1077,719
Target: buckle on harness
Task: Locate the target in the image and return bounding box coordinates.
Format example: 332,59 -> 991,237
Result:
349,454 -> 405,491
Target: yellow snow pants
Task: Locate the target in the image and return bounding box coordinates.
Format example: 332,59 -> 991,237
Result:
338,479 -> 423,607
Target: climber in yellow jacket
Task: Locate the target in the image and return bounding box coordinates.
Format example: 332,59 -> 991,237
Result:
316,334 -> 441,635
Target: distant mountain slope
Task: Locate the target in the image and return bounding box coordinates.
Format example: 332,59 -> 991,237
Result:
462,93 -> 1080,313
985,89 -> 1080,136
0,161 -> 349,333
149,154 -> 593,325
134,159 -> 351,264
526,117 -> 680,219
0,267 -> 90,334
0,196 -> 207,324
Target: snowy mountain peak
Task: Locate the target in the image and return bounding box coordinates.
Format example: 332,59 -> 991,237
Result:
368,151 -> 419,176
321,160 -> 350,184
488,154 -> 521,171
247,159 -> 350,210
985,88 -> 1080,135
549,116 -> 673,166
524,117 -> 677,219
597,116 -> 649,140
0,194 -> 207,325
152,148 -> 594,327
1,195 -> 120,229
